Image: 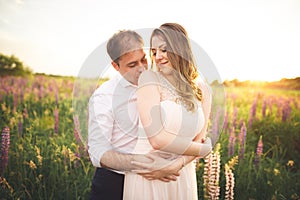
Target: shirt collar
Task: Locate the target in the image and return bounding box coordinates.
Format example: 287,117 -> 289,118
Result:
115,73 -> 137,88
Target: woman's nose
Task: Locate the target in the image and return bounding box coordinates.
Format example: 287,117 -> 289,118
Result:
155,50 -> 163,60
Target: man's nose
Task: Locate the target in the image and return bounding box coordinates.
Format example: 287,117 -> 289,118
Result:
138,65 -> 146,72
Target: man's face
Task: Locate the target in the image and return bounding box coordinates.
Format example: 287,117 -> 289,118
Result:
113,49 -> 148,85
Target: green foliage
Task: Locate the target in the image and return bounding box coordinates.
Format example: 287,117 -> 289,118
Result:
0,75 -> 93,199
0,53 -> 32,76
0,76 -> 300,199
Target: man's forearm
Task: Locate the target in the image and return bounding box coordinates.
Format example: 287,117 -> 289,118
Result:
100,150 -> 153,172
100,150 -> 133,171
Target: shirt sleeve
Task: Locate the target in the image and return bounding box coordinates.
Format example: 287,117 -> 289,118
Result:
88,91 -> 114,168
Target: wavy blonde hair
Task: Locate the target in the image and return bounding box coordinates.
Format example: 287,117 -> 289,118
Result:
150,23 -> 202,112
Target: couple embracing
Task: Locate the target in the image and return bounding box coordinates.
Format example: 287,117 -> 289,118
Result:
88,22 -> 213,200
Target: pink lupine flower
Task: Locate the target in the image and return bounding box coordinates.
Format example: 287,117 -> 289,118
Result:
20,89 -> 24,104
238,122 -> 247,160
248,98 -> 257,129
276,97 -> 283,118
54,108 -> 59,134
13,92 -> 18,113
212,108 -> 221,143
38,85 -> 44,100
23,108 -> 29,118
254,135 -> 263,169
55,90 -> 59,106
223,111 -> 229,134
1,127 -> 10,175
268,97 -> 273,115
282,100 -> 291,122
232,107 -> 238,129
262,99 -> 267,118
228,127 -> 236,157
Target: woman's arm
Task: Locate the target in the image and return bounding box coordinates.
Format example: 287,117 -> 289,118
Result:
137,71 -> 212,157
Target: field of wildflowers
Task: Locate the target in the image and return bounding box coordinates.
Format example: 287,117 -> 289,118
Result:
0,75 -> 299,199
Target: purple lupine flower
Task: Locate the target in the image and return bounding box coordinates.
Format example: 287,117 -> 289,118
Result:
276,97 -> 283,118
20,89 -> 24,104
262,99 -> 267,118
10,77 -> 14,85
39,85 -> 44,101
238,119 -> 244,130
23,108 -> 29,118
268,98 -> 273,115
211,107 -> 221,143
282,100 -> 292,122
13,92 -> 18,113
248,98 -> 257,129
55,90 -> 59,106
54,108 -> 59,134
232,107 -> 238,129
1,127 -> 10,175
48,82 -> 53,92
223,111 -> 229,134
238,122 -> 247,160
228,127 -> 236,157
254,135 -> 263,169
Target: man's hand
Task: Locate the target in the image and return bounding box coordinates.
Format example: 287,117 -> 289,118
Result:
131,152 -> 184,182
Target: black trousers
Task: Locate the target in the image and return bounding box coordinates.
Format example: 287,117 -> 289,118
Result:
90,168 -> 125,200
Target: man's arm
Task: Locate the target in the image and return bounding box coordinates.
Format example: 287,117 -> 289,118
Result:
88,92 -> 114,168
101,150 -> 183,182
100,150 -> 152,172
88,90 -> 180,181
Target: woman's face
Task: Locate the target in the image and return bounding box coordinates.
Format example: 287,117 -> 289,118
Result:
151,35 -> 173,74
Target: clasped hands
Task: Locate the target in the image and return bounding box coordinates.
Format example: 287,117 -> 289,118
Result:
131,151 -> 182,182
130,137 -> 212,182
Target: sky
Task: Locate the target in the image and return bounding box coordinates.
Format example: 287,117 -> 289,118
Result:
0,0 -> 300,81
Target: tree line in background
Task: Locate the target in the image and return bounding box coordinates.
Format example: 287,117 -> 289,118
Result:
1,53 -> 299,90
223,77 -> 300,90
0,53 -> 32,76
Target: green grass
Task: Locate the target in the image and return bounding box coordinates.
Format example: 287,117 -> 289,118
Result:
0,75 -> 299,199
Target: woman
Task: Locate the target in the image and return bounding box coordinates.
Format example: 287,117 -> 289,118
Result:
123,23 -> 212,200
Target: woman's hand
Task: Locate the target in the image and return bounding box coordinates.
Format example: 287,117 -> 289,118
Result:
131,152 -> 183,182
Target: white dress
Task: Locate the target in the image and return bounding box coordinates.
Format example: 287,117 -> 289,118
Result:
123,72 -> 205,200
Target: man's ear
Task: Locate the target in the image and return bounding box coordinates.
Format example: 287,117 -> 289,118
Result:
112,61 -> 120,71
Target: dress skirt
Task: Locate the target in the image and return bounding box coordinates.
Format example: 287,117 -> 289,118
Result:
123,161 -> 198,200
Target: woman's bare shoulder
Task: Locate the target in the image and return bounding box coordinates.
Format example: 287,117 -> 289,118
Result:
138,70 -> 159,85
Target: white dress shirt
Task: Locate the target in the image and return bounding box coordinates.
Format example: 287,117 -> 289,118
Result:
88,73 -> 139,170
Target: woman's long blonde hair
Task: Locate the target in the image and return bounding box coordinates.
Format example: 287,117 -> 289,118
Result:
150,23 -> 202,112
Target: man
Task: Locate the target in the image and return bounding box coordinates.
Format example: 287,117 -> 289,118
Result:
88,30 -> 196,199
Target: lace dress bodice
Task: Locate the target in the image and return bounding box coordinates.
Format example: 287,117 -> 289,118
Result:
133,72 -> 205,156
